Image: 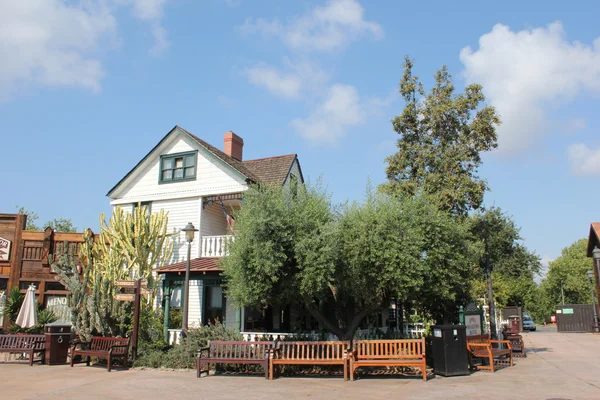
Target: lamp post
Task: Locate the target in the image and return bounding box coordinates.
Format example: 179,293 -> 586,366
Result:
587,270 -> 599,333
181,222 -> 198,333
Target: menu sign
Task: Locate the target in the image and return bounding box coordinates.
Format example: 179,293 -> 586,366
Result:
0,237 -> 11,261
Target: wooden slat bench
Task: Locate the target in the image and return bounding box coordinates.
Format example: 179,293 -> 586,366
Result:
197,341 -> 273,379
70,336 -> 130,372
504,333 -> 526,358
466,335 -> 513,372
0,334 -> 45,366
349,339 -> 428,381
269,341 -> 350,380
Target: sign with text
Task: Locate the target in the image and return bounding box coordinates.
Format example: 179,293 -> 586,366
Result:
466,315 -> 482,336
115,280 -> 147,287
114,293 -> 135,302
0,237 -> 11,261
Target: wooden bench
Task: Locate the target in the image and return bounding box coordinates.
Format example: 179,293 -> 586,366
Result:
0,334 -> 45,366
504,333 -> 526,358
70,336 -> 130,372
466,335 -> 513,372
349,339 -> 428,381
269,341 -> 350,380
197,341 -> 273,379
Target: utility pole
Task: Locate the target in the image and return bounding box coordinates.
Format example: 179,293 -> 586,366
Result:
560,280 -> 565,305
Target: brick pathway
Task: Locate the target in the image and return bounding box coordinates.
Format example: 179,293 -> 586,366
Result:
1,327 -> 599,399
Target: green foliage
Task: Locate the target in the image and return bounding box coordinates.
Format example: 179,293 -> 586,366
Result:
221,183 -> 474,339
380,56 -> 500,215
16,206 -> 40,230
99,205 -> 174,288
468,207 -> 541,313
3,286 -> 24,323
15,206 -> 76,232
536,239 -> 594,321
46,218 -> 77,232
134,322 -> 243,369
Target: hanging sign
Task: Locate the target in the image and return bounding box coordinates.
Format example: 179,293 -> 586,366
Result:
0,237 -> 11,261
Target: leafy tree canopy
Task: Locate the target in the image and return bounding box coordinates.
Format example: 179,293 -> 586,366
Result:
537,238 -> 594,321
16,206 -> 77,232
380,56 -> 500,215
221,183 -> 474,339
468,207 -> 541,312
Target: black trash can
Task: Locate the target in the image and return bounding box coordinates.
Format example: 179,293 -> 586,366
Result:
431,325 -> 469,376
44,323 -> 72,365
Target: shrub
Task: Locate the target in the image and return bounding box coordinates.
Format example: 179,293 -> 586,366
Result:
134,321 -> 243,369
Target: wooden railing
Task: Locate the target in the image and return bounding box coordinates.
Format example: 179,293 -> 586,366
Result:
22,245 -> 44,261
201,235 -> 234,257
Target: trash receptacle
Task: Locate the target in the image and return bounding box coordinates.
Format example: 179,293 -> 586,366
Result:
45,323 -> 71,365
431,325 -> 469,377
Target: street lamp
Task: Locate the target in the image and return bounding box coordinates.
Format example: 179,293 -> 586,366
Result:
587,269 -> 599,333
181,222 -> 198,333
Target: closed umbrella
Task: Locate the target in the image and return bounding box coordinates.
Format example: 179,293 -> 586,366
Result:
16,285 -> 38,328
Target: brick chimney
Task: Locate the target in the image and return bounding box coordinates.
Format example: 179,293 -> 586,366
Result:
224,131 -> 244,161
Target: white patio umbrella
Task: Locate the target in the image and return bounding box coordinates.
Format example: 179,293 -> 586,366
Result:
16,285 -> 38,328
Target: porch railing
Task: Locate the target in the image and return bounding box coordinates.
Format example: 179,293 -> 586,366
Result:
201,235 -> 234,257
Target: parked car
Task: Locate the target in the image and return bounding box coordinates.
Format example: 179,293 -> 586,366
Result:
523,318 -> 536,331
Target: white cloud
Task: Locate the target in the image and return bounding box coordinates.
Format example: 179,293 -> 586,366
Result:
115,0 -> 170,53
244,64 -> 303,98
0,0 -> 171,99
241,0 -> 383,52
0,0 -> 117,99
460,22 -> 600,154
567,143 -> 600,176
291,84 -> 366,143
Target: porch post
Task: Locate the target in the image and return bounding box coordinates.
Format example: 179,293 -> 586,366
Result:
163,279 -> 171,343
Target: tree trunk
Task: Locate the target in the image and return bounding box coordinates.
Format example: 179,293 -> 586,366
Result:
304,298 -> 383,341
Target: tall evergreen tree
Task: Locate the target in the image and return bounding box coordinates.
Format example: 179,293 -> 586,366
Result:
380,57 -> 500,215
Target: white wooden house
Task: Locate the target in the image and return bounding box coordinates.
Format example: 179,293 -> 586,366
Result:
107,126 -> 303,338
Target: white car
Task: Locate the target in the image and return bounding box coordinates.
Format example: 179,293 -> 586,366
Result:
523,318 -> 536,331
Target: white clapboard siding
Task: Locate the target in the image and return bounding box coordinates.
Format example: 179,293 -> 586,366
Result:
110,133 -> 248,204
201,203 -> 228,238
187,280 -> 203,328
152,197 -> 201,264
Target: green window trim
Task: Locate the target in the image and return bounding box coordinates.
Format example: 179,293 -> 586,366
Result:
159,151 -> 197,184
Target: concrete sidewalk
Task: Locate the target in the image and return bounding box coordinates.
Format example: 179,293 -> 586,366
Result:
1,328 -> 599,399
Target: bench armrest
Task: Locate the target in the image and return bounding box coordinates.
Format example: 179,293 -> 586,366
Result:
490,340 -> 512,350
197,346 -> 210,358
71,340 -> 91,350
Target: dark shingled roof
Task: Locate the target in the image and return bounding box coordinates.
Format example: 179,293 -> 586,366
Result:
155,258 -> 221,274
243,154 -> 298,186
178,126 -> 261,183
107,125 -> 301,197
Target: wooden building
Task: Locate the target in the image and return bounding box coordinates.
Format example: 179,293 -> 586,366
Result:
0,213 -> 96,328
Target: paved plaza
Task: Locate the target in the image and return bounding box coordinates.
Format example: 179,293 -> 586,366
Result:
1,327 -> 599,400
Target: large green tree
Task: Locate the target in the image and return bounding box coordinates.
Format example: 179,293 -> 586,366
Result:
537,239 -> 594,321
380,57 -> 500,215
469,208 -> 541,314
221,184 -> 473,339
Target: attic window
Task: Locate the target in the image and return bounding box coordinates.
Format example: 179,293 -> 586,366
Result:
160,151 -> 197,183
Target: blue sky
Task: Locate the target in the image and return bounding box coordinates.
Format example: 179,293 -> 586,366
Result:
1,0 -> 600,275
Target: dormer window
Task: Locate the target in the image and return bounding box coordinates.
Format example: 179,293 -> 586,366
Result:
160,151 -> 197,183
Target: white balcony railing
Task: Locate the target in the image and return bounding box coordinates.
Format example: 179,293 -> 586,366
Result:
201,235 -> 234,257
